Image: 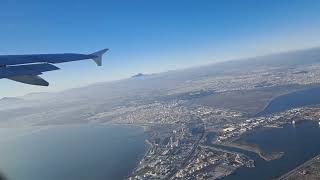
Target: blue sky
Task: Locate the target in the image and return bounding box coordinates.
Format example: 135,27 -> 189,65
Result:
1,0 -> 320,97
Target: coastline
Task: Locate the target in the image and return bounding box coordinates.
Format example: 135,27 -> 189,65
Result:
256,84 -> 320,116
213,125 -> 285,161
222,142 -> 284,161
214,125 -> 285,161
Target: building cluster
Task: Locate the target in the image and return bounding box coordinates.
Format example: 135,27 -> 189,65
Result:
87,101 -> 193,125
215,106 -> 320,144
173,146 -> 254,180
129,123 -> 203,180
125,99 -> 320,180
88,99 -> 247,129
128,105 -> 258,180
168,64 -> 320,95
124,99 -> 320,180
194,106 -> 245,131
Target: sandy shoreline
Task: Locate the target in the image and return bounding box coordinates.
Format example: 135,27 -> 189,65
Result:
221,142 -> 284,161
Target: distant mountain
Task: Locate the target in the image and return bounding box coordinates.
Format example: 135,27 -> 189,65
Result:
131,73 -> 146,78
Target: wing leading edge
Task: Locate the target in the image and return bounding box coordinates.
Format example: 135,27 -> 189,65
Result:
0,49 -> 108,86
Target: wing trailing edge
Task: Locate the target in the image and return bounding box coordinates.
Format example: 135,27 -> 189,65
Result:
0,63 -> 60,78
0,63 -> 59,86
7,75 -> 49,86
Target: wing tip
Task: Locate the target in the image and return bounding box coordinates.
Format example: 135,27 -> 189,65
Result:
91,48 -> 109,66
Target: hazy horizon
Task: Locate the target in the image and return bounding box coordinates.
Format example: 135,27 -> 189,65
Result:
2,0 -> 320,97
1,45 -> 319,99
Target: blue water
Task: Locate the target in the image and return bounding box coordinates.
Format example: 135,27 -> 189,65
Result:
223,121 -> 320,180
258,86 -> 320,116
0,125 -> 147,180
3,86 -> 320,180
221,86 -> 320,179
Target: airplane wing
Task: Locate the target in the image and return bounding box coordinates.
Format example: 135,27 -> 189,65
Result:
8,75 -> 50,86
0,63 -> 60,86
0,49 -> 108,86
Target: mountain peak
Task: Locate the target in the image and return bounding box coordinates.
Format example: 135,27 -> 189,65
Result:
131,73 -> 146,78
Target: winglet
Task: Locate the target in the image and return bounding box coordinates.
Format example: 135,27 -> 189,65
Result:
90,48 -> 109,66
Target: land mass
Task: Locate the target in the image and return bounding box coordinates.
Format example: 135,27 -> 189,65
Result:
2,47 -> 320,179
223,141 -> 284,161
277,154 -> 320,180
